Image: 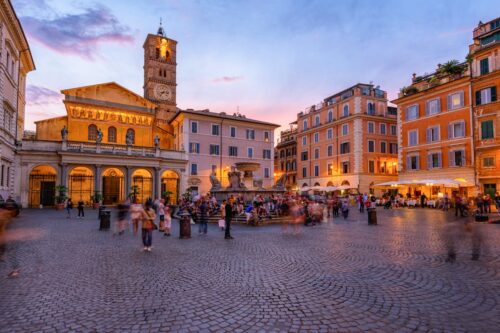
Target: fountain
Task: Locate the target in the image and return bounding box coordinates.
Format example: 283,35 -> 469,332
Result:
210,162 -> 285,202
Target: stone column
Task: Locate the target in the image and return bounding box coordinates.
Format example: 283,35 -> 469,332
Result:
154,167 -> 161,199
125,166 -> 132,198
94,165 -> 101,195
60,163 -> 68,187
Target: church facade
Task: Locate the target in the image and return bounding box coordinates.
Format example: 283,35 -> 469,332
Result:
17,25 -> 188,208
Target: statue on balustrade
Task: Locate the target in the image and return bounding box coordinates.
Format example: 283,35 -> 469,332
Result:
60,126 -> 68,141
209,172 -> 222,191
126,131 -> 133,145
154,135 -> 160,147
96,128 -> 103,143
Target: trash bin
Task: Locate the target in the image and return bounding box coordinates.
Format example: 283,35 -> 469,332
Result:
98,205 -> 106,219
178,211 -> 191,239
99,209 -> 111,230
368,208 -> 377,225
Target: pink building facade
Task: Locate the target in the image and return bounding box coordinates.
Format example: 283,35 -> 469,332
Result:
170,109 -> 279,195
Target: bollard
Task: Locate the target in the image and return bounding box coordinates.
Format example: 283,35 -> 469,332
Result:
368,207 -> 377,225
179,211 -> 191,239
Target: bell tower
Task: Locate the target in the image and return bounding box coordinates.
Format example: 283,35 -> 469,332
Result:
143,19 -> 178,122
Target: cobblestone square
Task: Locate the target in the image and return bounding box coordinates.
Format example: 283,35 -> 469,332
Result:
1,208 -> 499,332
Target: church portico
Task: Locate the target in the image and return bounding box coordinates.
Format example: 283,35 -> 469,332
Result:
18,139 -> 187,208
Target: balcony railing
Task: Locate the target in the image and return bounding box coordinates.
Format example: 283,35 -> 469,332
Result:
21,140 -> 187,160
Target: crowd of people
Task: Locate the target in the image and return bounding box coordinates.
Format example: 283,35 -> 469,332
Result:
56,189 -> 500,254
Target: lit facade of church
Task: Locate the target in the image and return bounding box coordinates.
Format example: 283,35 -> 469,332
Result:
18,25 -> 185,207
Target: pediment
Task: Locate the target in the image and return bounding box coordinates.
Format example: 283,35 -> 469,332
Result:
61,82 -> 157,111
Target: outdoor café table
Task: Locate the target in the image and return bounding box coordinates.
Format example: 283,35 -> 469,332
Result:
427,200 -> 436,208
407,200 -> 417,207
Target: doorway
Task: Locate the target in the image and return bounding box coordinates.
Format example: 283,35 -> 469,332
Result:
102,168 -> 124,204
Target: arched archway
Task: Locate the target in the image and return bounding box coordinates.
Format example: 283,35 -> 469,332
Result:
161,170 -> 179,204
68,167 -> 94,204
29,165 -> 57,207
132,169 -> 152,204
302,183 -> 308,187
327,181 -> 334,186
102,168 -> 124,204
314,182 -> 320,186
341,180 -> 350,186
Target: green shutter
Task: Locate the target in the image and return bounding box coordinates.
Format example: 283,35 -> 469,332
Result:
491,86 -> 497,102
476,90 -> 481,105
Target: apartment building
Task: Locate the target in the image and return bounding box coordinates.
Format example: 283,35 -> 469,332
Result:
170,109 -> 279,195
393,65 -> 474,197
470,18 -> 500,197
274,126 -> 297,190
1,0 -> 35,201
296,83 -> 398,194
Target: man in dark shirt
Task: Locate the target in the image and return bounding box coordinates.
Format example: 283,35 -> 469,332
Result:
225,200 -> 234,239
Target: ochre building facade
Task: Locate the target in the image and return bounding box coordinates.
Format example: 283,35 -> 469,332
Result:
296,83 -> 398,194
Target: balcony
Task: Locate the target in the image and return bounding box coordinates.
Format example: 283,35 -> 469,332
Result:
21,140 -> 188,160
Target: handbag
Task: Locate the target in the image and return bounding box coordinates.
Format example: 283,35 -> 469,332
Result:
145,210 -> 158,229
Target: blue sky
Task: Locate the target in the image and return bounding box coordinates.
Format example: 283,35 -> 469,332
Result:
13,0 -> 499,131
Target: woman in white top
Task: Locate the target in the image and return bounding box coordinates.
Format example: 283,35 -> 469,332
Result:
158,199 -> 165,233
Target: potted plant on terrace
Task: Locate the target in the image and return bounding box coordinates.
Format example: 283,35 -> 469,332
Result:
55,185 -> 68,210
92,191 -> 102,209
439,60 -> 466,78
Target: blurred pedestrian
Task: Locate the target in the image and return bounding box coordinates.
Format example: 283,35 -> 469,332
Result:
141,201 -> 157,252
77,199 -> 84,219
66,198 -> 73,219
115,200 -> 129,235
164,205 -> 172,237
225,198 -> 233,239
158,199 -> 166,233
130,198 -> 143,236
341,200 -> 349,219
219,200 -> 227,231
198,198 -> 208,234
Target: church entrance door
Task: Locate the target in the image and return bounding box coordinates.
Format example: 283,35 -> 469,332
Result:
102,168 -> 124,205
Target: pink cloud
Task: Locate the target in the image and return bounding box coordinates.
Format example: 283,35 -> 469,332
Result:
26,85 -> 63,106
20,4 -> 134,60
212,76 -> 244,83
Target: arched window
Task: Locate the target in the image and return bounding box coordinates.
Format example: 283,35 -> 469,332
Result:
126,129 -> 135,144
88,124 -> 97,141
108,127 -> 117,143
328,110 -> 333,122
158,68 -> 162,76
315,115 -> 320,126
155,48 -> 160,59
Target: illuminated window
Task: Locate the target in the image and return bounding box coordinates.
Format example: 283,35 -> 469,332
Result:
108,127 -> 117,143
88,125 -> 97,141
447,92 -> 464,110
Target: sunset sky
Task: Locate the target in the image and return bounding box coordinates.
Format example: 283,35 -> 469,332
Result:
13,0 -> 498,131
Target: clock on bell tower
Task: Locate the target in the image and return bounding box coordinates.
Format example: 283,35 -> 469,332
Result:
143,20 -> 178,122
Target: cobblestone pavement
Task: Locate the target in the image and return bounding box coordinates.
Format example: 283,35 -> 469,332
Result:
0,207 -> 499,333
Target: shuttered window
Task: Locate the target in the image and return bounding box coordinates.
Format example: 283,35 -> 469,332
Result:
481,120 -> 494,139
480,58 -> 489,75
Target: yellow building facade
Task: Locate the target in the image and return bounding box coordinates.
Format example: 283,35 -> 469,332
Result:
17,26 -> 188,208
